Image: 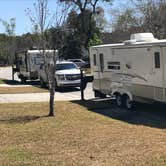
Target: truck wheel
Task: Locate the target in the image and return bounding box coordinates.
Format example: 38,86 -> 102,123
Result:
115,94 -> 123,107
124,95 -> 133,110
21,77 -> 27,84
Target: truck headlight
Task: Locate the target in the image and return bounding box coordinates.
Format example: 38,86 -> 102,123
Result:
58,74 -> 65,80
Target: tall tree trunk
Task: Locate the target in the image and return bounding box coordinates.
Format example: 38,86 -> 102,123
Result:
48,63 -> 55,116
49,87 -> 55,116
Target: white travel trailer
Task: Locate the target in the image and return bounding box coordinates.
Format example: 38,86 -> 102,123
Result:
14,49 -> 55,83
90,33 -> 166,109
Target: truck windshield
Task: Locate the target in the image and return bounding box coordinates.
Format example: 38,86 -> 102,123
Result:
56,63 -> 78,70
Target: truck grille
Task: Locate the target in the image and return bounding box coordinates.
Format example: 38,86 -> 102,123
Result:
65,74 -> 81,80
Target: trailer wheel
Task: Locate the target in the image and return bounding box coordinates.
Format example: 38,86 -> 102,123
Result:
124,95 -> 133,110
115,94 -> 123,107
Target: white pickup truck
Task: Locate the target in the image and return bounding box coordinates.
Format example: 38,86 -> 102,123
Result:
39,61 -> 82,88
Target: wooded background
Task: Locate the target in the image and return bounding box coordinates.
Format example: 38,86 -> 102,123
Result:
0,0 -> 165,65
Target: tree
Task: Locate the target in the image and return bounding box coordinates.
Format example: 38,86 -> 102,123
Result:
114,9 -> 139,32
26,0 -> 69,116
131,0 -> 166,38
0,18 -> 16,64
60,33 -> 82,59
61,0 -> 112,51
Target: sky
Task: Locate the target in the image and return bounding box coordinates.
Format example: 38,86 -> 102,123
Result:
0,0 -> 59,35
0,0 -> 127,36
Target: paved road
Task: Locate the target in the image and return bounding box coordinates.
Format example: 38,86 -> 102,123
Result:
0,67 -> 94,103
0,83 -> 94,103
0,66 -> 19,80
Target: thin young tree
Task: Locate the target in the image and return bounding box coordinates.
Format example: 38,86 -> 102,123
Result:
0,18 -> 16,64
26,0 -> 69,116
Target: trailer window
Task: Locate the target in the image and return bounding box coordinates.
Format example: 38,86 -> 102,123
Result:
99,53 -> 104,72
93,54 -> 97,66
108,61 -> 120,70
112,49 -> 115,55
34,57 -> 44,65
154,52 -> 160,68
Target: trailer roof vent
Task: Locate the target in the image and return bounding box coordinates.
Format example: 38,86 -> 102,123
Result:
130,33 -> 158,42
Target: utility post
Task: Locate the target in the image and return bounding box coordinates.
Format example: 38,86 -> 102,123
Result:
80,69 -> 85,101
12,65 -> 15,81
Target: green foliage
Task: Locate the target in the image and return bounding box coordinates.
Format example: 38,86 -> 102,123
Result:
0,18 -> 16,36
0,18 -> 16,64
60,34 -> 82,59
88,33 -> 102,47
61,0 -> 112,52
62,9 -> 103,58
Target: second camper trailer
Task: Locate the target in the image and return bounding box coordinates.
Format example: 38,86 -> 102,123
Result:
14,49 -> 55,83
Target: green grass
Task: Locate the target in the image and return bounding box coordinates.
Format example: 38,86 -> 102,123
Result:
0,78 -> 6,84
0,100 -> 166,165
0,86 -> 48,94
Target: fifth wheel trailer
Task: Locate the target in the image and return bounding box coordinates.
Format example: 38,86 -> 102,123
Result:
90,33 -> 166,109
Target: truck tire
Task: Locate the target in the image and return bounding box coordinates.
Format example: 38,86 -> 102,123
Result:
20,77 -> 27,84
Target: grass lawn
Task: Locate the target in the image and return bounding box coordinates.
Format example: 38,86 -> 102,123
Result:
0,100 -> 166,165
0,78 -> 6,84
0,86 -> 48,94
0,78 -> 47,94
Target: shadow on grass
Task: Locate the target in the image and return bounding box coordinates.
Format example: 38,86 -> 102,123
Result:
2,79 -> 41,86
56,87 -> 80,93
72,99 -> 166,129
0,115 -> 49,124
1,79 -> 21,85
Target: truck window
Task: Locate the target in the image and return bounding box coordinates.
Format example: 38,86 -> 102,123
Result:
108,61 -> 120,70
154,52 -> 160,68
93,54 -> 96,66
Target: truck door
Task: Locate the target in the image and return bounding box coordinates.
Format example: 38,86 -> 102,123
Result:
152,46 -> 165,101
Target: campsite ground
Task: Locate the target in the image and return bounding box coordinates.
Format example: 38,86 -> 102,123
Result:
0,101 -> 166,165
0,66 -> 166,165
0,66 -> 94,102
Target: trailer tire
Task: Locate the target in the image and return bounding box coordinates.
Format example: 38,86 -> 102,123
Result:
124,95 -> 133,110
115,94 -> 123,107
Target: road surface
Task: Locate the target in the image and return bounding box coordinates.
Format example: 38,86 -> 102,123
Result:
0,66 -> 19,80
0,67 -> 94,103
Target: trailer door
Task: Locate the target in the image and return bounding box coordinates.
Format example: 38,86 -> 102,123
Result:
152,46 -> 165,101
